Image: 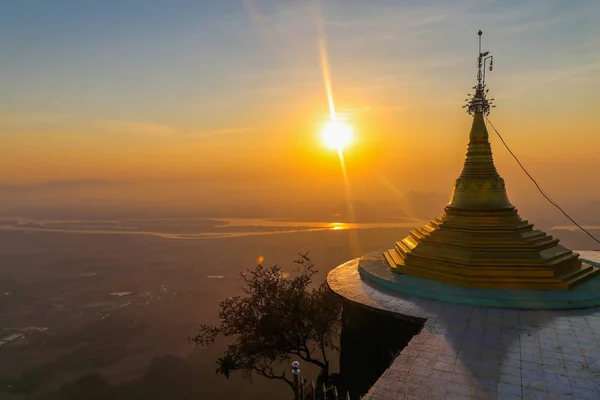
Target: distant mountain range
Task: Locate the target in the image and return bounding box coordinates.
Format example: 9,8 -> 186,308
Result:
0,180 -> 130,191
0,180 -> 598,227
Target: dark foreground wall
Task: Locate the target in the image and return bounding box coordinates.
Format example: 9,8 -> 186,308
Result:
338,300 -> 424,399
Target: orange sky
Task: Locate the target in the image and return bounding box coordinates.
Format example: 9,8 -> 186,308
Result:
1,1 -> 600,210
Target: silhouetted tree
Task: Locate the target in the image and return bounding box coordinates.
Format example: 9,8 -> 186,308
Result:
190,253 -> 342,391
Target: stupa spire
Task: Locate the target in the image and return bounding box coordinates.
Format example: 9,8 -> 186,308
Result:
381,30 -> 599,290
463,30 -> 495,116
449,30 -> 511,210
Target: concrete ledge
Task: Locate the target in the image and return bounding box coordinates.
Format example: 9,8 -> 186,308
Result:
359,251 -> 600,310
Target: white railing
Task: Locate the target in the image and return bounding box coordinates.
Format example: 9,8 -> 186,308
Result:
291,361 -> 356,400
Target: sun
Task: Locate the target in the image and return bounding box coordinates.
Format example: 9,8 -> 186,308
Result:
321,120 -> 353,151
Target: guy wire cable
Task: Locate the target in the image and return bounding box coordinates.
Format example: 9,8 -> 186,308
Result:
485,116 -> 600,245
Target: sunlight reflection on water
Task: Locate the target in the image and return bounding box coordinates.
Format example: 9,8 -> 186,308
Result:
0,218 -> 425,240
330,222 -> 346,231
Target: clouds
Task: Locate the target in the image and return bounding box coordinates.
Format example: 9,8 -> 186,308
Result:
102,120 -> 177,137
0,111 -> 253,141
0,113 -> 68,125
229,1 -> 594,107
496,58 -> 600,101
100,119 -> 253,140
182,127 -> 254,140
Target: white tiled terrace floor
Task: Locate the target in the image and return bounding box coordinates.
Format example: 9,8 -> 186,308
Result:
327,251 -> 600,400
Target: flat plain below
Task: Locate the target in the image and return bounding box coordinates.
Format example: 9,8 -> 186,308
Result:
0,219 -> 418,400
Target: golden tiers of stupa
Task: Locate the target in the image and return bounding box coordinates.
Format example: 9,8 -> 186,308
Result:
383,32 -> 599,290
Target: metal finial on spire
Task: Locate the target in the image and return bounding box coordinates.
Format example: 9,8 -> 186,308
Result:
463,30 -> 495,115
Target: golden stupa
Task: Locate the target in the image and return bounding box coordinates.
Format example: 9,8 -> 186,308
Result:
383,31 -> 599,290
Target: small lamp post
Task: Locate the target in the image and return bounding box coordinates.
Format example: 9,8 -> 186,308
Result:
292,361 -> 300,400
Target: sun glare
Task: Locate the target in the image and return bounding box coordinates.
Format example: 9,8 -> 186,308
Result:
330,222 -> 347,231
322,120 -> 353,151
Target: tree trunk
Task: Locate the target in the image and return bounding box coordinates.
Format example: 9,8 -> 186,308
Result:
316,362 -> 330,388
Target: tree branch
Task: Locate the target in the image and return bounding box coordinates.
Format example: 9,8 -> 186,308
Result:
291,349 -> 326,370
254,367 -> 294,390
320,338 -> 328,367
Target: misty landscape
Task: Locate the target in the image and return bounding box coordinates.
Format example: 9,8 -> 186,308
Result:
0,212 -> 418,399
1,189 -> 599,399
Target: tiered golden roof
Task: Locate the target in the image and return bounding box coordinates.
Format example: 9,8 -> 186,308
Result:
383,32 -> 599,290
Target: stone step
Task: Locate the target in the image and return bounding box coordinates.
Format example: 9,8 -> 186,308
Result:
407,228 -> 560,245
435,222 -> 534,232
395,241 -> 411,257
404,249 -> 581,269
397,265 -> 574,290
543,250 -> 580,265
524,230 -> 551,239
561,263 -> 600,287
420,224 -> 437,233
383,251 -> 397,271
405,257 -> 556,278
410,229 -> 427,242
420,234 -> 561,250
402,237 -> 419,250
415,226 -> 434,237
527,237 -> 560,249
382,208 -> 593,289
385,249 -> 405,268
